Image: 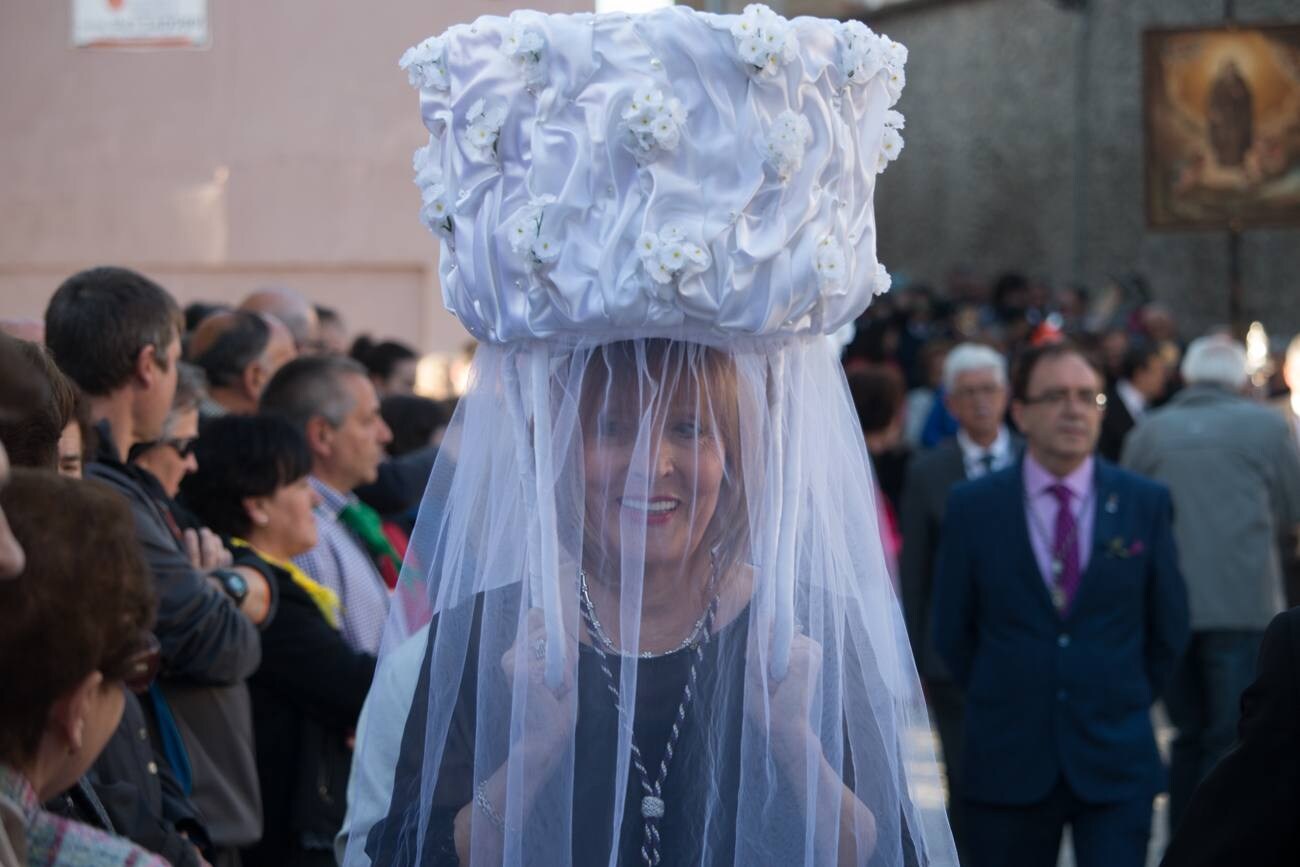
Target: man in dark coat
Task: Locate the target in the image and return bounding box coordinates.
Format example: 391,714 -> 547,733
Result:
932,342 -> 1189,867
1098,340 -> 1167,462
46,267 -> 269,865
899,341 -> 1019,854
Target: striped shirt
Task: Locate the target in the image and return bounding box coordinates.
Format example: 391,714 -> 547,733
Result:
293,477 -> 392,654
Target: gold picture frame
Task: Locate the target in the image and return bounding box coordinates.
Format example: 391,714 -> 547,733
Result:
1144,23 -> 1300,229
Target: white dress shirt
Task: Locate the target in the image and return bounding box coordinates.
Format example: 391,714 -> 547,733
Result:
956,425 -> 1014,479
1116,378 -> 1148,422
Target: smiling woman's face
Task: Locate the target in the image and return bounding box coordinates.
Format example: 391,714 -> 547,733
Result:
580,342 -> 736,579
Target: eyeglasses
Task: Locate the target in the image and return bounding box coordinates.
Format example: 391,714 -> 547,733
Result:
145,437 -> 197,458
1020,389 -> 1108,410
105,631 -> 162,694
951,384 -> 1005,400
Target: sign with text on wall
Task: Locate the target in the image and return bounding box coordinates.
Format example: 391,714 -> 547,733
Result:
72,0 -> 209,49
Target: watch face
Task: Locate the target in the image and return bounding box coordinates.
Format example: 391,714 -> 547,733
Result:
228,574 -> 248,595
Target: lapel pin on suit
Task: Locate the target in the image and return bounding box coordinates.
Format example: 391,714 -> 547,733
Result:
1105,493 -> 1119,514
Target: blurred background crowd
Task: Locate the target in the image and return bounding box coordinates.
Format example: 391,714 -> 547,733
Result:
3,255 -> 1299,865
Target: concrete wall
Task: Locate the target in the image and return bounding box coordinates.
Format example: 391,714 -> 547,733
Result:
870,0 -> 1300,336
0,0 -> 585,352
4,1 -> 1296,346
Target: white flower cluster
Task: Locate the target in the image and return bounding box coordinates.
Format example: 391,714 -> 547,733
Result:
838,22 -> 907,106
460,99 -> 508,162
838,22 -> 882,86
621,87 -> 688,160
413,141 -> 452,237
765,111 -> 813,181
730,4 -> 798,77
877,109 -> 904,173
502,23 -> 546,86
873,261 -> 892,296
637,226 -> 711,287
399,36 -> 450,92
813,235 -> 847,291
504,196 -> 560,267
881,36 -> 908,106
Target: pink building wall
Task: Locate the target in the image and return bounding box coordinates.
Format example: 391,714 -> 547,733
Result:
0,0 -> 587,352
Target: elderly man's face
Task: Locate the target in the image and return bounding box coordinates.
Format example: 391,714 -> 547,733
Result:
945,368 -> 1008,444
318,373 -> 393,490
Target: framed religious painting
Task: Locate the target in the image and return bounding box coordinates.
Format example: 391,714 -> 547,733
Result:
1143,23 -> 1300,229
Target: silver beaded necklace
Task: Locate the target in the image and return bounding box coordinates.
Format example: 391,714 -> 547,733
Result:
578,568 -> 715,659
577,567 -> 720,867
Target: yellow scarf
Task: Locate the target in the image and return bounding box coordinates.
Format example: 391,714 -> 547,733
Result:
230,538 -> 343,629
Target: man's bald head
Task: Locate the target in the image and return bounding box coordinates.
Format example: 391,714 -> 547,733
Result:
239,287 -> 320,352
188,310 -> 297,412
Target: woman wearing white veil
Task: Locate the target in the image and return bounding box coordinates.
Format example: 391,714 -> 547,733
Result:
344,5 -> 954,865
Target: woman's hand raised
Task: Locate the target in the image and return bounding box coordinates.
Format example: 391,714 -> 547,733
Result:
500,608 -> 578,756
745,631 -> 824,754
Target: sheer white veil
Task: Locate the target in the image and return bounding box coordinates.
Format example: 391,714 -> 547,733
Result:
342,6 -> 955,866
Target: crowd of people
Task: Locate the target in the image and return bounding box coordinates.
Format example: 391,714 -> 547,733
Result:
0,269 -> 452,867
0,262 -> 1297,866
841,270 -> 1300,865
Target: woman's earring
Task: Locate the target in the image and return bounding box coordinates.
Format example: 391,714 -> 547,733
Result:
255,514 -> 269,526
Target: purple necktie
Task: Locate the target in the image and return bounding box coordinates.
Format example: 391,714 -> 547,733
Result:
1049,483 -> 1081,613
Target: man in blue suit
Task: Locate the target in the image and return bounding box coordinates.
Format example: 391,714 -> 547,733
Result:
932,342 -> 1189,867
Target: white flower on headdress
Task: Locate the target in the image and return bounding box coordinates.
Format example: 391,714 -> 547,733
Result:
838,21 -> 884,85
461,99 -> 508,162
873,262 -> 893,296
876,110 -> 905,173
412,140 -> 452,237
399,36 -> 450,92
881,35 -> 908,106
412,139 -> 439,186
814,235 -> 847,292
502,23 -> 546,87
621,86 -> 688,161
420,183 -> 453,237
764,111 -> 813,181
730,4 -> 797,77
638,225 -> 710,290
503,195 -> 559,267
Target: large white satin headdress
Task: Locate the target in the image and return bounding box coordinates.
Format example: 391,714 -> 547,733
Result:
402,3 -> 905,345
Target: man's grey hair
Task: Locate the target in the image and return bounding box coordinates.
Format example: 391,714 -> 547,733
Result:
161,362 -> 209,437
258,355 -> 368,431
1181,335 -> 1248,390
942,343 -> 1008,392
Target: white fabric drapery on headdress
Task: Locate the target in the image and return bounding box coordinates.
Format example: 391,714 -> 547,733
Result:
342,6 -> 955,866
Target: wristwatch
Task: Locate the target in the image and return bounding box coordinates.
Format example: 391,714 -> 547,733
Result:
212,568 -> 249,607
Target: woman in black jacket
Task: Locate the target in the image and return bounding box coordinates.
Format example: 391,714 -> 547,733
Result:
182,414 -> 377,867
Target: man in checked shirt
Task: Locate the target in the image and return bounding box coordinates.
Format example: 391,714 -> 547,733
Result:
260,356 -> 395,654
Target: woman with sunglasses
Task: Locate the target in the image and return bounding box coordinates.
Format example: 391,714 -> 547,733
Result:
0,469 -> 168,866
129,361 -> 254,583
182,414 -> 378,867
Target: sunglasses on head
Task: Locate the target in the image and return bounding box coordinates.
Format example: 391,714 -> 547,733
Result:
106,631 -> 162,694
